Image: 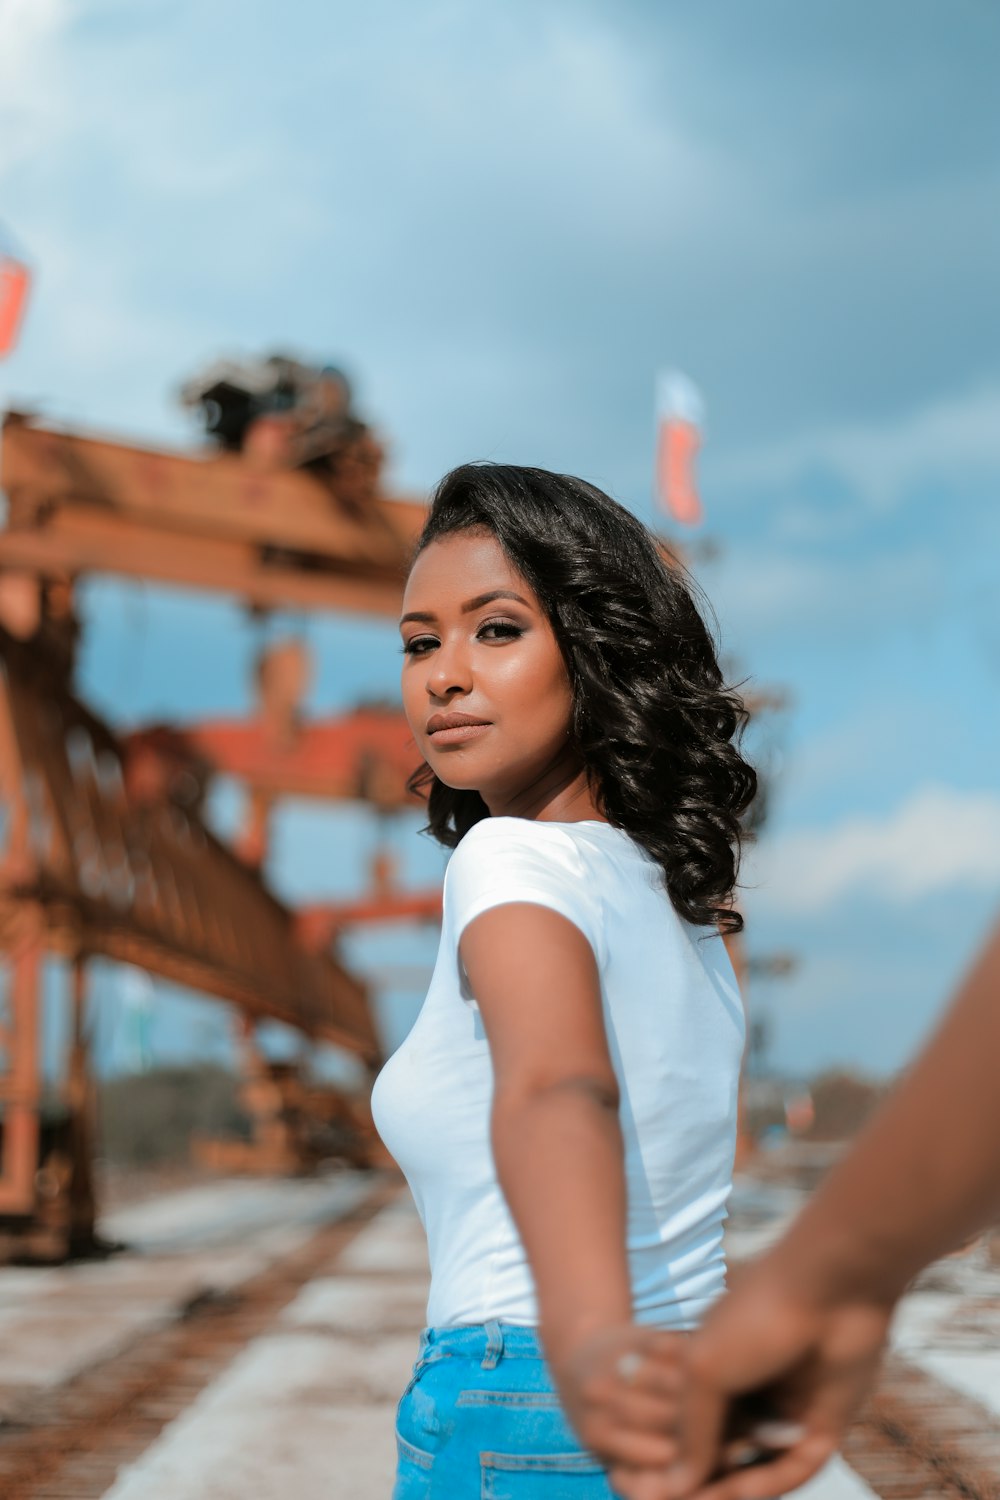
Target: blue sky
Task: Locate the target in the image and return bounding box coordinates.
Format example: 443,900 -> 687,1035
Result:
2,0 -> 998,1081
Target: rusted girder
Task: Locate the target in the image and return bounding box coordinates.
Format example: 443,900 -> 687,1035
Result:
0,414 -> 427,615
124,703 -> 421,809
0,629 -> 380,1063
297,890 -> 443,951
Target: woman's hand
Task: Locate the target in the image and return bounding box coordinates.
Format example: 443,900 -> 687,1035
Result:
661,1260 -> 895,1500
549,1322 -> 692,1500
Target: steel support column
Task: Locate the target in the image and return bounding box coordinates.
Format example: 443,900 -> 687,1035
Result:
0,929 -> 42,1214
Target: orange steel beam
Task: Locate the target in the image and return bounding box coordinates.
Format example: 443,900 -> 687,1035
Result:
0,415 -> 427,615
125,706 -> 421,806
0,928 -> 43,1215
0,506 -> 408,617
297,889 -> 442,950
2,413 -> 427,556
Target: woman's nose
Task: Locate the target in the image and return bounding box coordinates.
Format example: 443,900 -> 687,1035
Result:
426,641 -> 471,697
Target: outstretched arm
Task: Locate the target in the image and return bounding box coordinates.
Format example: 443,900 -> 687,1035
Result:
668,915 -> 1000,1499
461,901 -> 687,1500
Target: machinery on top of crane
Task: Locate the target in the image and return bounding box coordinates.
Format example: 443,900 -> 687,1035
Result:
179,353 -> 367,475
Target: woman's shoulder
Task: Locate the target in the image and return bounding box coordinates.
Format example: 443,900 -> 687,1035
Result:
444,817 -> 656,908
456,815 -> 660,865
444,816 -> 609,963
447,816 -> 584,875
457,814 -> 583,846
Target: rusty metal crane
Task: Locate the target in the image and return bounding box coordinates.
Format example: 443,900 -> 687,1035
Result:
0,400 -> 430,1259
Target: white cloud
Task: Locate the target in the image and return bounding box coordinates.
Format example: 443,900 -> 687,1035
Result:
709,538 -> 939,642
0,0 -> 69,178
709,384 -> 1000,508
745,784 -> 1000,915
0,1 -> 726,457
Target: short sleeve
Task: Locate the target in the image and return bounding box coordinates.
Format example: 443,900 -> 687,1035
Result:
444,818 -> 607,1001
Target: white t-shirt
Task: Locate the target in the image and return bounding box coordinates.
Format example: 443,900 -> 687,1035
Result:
370,815 -> 745,1330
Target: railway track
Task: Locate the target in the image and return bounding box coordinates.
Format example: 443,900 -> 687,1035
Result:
1,1172 -> 999,1500
845,1357 -> 1000,1500
0,1174 -> 401,1500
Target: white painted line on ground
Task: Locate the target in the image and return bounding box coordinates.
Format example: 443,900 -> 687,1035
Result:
796,1456 -> 880,1500
336,1204 -> 430,1275
888,1292 -> 959,1354
915,1352 -> 1000,1420
100,1172 -> 372,1251
282,1273 -> 428,1333
891,1287 -> 1000,1418
101,1331 -> 417,1500
0,1173 -> 378,1397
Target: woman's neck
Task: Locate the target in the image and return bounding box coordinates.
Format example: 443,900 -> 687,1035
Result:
484,768 -> 606,825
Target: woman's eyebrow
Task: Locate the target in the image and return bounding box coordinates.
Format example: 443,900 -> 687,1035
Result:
399,589 -> 530,627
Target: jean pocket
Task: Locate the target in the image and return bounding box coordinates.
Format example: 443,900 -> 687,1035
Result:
480,1449 -> 609,1499
392,1429 -> 435,1500
395,1362 -> 453,1493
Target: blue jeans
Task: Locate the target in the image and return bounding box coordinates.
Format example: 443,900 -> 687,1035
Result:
393,1320 -> 621,1498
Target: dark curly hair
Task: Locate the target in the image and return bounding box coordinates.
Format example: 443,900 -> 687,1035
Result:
405,463 -> 757,935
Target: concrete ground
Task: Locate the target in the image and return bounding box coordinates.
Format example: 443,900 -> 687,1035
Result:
101,1190 -> 429,1500
3,1167 -> 997,1497
0,1172 -> 373,1411
97,1187 -> 874,1500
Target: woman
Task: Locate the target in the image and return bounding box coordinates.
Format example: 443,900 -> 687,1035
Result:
371,462 -> 756,1500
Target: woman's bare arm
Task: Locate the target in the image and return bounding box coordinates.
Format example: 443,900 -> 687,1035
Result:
667,915 -> 1000,1500
460,901 -> 687,1494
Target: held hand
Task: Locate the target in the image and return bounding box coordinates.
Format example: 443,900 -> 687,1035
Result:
550,1323 -> 693,1500
661,1260 -> 895,1500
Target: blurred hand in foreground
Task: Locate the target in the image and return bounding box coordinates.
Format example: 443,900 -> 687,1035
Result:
661,1258 -> 894,1499
663,916 -> 1000,1498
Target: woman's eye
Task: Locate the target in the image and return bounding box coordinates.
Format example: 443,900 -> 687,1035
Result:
478,620 -> 522,641
400,620 -> 522,655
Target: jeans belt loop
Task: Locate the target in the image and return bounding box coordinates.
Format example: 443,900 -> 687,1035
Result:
481,1319 -> 504,1369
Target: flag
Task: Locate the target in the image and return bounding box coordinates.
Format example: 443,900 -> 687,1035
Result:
0,238 -> 31,359
0,255 -> 31,359
655,370 -> 705,526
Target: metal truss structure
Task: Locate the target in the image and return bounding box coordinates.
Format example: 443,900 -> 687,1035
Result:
0,407 -> 428,1257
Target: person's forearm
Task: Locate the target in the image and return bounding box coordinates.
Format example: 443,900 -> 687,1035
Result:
771,918 -> 1000,1308
491,1080 -> 632,1370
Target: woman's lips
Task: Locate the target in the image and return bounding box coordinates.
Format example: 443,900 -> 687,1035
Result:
427,722 -> 492,746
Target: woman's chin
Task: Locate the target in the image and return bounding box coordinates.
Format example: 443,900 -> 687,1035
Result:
429,765 -> 485,793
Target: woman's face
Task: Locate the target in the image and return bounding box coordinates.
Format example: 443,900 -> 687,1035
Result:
399,530 -> 578,814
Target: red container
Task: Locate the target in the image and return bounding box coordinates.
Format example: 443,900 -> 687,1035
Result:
0,256 -> 31,357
